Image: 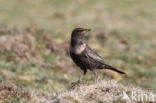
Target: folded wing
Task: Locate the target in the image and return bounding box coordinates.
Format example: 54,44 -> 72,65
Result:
85,45 -> 106,65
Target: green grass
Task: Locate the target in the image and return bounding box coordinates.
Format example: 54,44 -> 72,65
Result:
0,0 -> 156,102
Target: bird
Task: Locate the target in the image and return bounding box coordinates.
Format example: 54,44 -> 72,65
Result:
69,28 -> 126,83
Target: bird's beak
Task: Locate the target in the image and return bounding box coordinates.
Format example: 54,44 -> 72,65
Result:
82,29 -> 91,33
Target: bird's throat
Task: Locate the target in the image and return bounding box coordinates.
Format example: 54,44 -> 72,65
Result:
70,42 -> 86,54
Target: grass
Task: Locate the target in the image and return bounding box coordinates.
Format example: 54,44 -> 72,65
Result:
0,0 -> 156,102
54,80 -> 155,103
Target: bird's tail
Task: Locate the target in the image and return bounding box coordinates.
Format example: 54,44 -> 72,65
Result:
103,64 -> 126,74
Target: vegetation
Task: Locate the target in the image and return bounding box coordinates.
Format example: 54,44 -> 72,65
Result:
0,0 -> 155,102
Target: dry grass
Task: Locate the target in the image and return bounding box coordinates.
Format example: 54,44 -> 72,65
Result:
53,80 -> 155,103
1,80 -> 154,103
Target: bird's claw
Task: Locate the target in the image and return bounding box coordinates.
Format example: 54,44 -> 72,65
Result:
76,79 -> 82,83
70,80 -> 82,90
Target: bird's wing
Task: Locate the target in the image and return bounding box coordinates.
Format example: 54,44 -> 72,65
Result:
85,45 -> 106,64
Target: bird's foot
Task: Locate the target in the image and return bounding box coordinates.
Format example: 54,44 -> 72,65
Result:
76,79 -> 82,84
70,79 -> 85,90
70,81 -> 82,90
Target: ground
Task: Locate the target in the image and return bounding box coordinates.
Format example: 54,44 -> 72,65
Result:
0,0 -> 156,102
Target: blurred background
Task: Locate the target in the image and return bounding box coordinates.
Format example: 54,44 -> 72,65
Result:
0,0 -> 156,101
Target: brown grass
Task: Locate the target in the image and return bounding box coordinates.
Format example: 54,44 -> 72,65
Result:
53,80 -> 155,103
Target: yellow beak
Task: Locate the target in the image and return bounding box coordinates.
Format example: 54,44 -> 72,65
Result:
82,29 -> 91,33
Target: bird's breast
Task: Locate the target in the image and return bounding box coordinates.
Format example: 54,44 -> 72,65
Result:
70,43 -> 86,55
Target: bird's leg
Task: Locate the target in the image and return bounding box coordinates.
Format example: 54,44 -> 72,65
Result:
70,69 -> 87,89
78,75 -> 83,82
77,69 -> 87,83
93,69 -> 97,84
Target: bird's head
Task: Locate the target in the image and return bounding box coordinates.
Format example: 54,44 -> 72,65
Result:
71,28 -> 91,41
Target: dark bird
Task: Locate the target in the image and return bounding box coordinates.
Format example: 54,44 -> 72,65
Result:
70,28 -> 125,83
